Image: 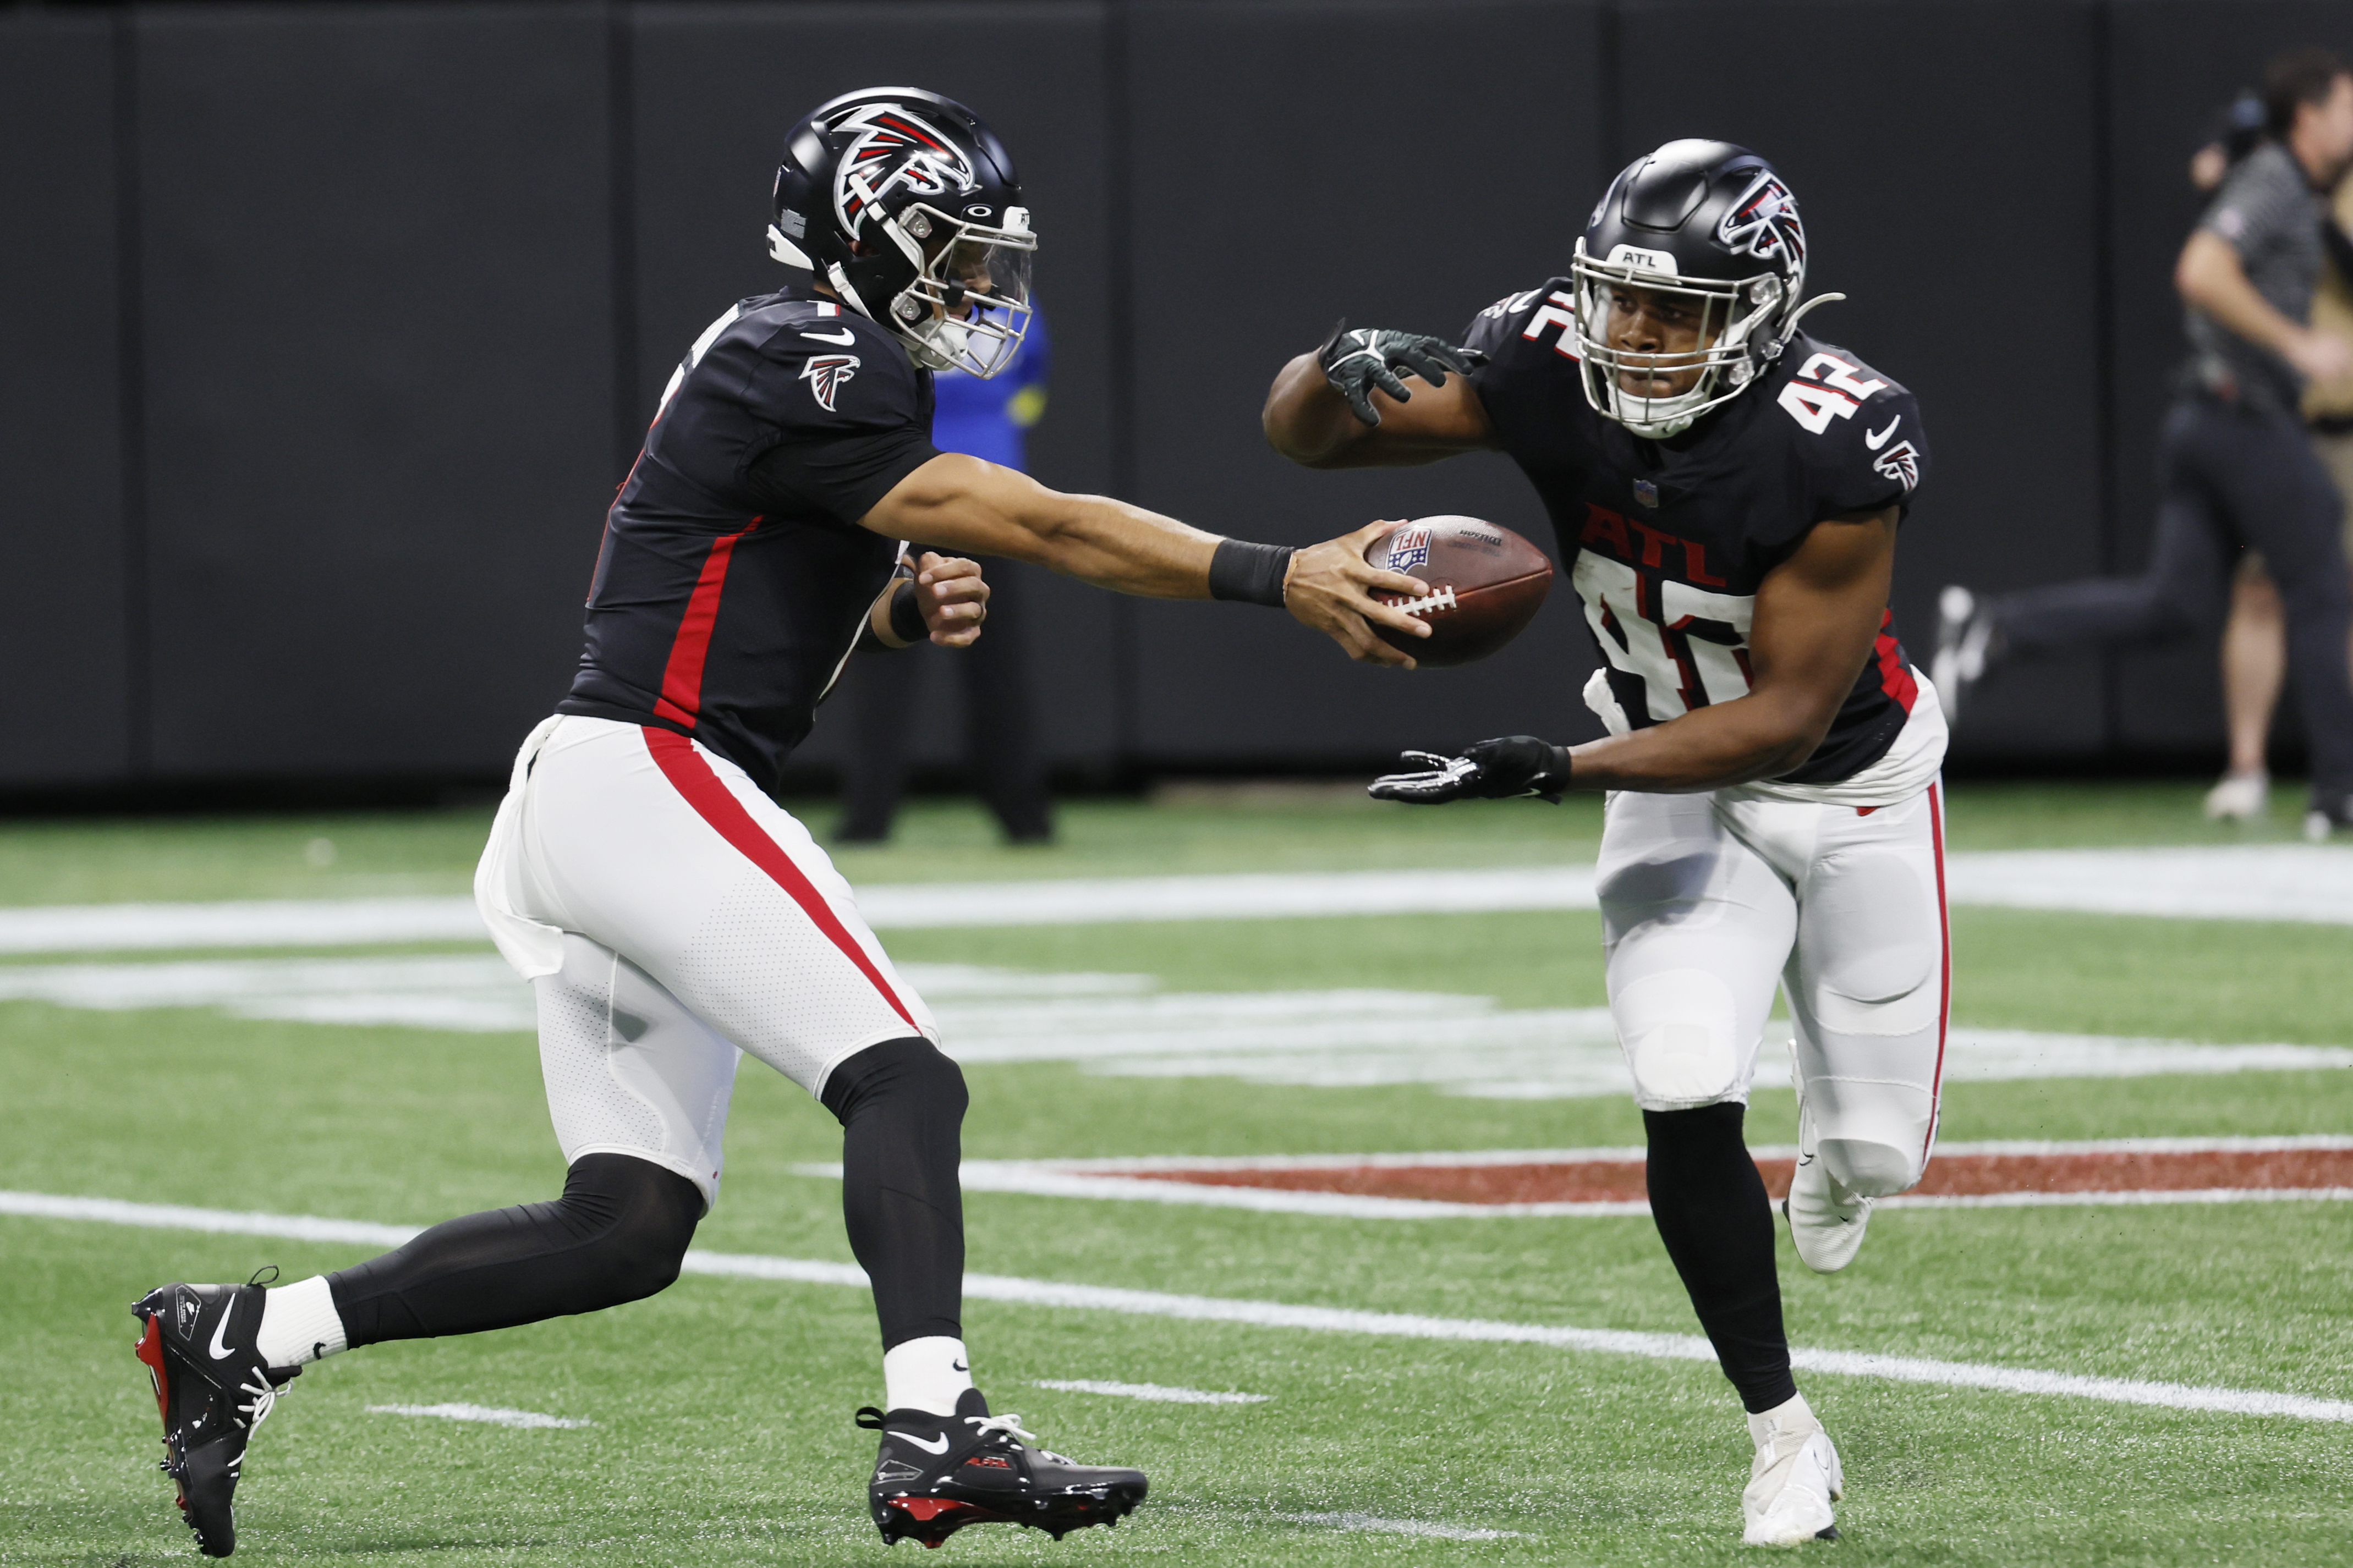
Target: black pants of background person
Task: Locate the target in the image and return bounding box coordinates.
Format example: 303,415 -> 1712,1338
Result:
840,566 -> 1052,844
1987,391 -> 2353,808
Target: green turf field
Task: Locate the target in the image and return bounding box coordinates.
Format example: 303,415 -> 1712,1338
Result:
2,784 -> 2349,1565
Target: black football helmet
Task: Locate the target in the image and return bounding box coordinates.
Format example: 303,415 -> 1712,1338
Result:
769,88 -> 1034,378
1572,140 -> 1824,437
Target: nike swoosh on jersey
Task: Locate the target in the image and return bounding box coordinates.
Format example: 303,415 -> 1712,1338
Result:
802,328 -> 858,345
1864,417 -> 1901,450
209,1300 -> 238,1360
891,1430 -> 952,1454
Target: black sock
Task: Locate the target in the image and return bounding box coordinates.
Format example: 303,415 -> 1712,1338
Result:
327,1153 -> 701,1347
1644,1104 -> 1798,1414
821,1036 -> 967,1349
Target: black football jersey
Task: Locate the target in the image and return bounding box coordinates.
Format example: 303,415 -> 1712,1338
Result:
1463,282 -> 1931,786
560,285 -> 940,799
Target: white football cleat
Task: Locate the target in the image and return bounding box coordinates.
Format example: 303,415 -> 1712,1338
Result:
1784,1152 -> 1873,1274
1742,1394 -> 1843,1547
2202,770 -> 2268,822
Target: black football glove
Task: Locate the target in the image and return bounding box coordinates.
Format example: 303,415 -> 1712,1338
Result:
1317,320 -> 1488,427
1367,736 -> 1571,805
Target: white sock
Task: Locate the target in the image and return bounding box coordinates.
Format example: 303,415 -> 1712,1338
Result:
883,1335 -> 973,1416
255,1275 -> 348,1367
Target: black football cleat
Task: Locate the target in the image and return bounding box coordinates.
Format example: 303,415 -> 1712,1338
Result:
857,1389 -> 1147,1547
131,1275 -> 299,1557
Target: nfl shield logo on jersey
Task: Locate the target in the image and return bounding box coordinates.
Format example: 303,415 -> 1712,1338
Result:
800,354 -> 860,412
1632,478 -> 1659,508
1384,526 -> 1431,573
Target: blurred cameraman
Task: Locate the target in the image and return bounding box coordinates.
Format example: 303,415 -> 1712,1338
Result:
1937,48 -> 2353,840
2204,163 -> 2353,821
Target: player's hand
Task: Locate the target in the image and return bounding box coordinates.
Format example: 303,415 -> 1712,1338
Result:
2288,329 -> 2353,386
913,552 -> 989,647
1317,320 -> 1489,427
1285,519 -> 1434,667
1368,736 -> 1570,804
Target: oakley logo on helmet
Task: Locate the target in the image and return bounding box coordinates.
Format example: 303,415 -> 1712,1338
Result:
829,103 -> 977,233
800,353 -> 859,412
1716,171 -> 1807,267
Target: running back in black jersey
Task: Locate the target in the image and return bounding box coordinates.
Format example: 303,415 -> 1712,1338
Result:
1462,282 -> 1932,786
561,284 -> 941,799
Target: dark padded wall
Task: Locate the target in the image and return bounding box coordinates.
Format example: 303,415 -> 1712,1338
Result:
1122,0 -> 1610,765
630,3 -> 1119,777
135,5 -> 612,778
6,0 -> 2343,789
1619,0 -> 2109,760
2104,0 -> 2353,752
0,16 -> 131,784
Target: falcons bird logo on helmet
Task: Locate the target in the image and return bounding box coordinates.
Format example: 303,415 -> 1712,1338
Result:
801,354 -> 859,412
829,102 -> 978,233
1716,171 -> 1807,268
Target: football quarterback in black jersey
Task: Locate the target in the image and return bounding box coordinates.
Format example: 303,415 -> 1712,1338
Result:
128,88 -> 1432,1558
1266,140 -> 1952,1546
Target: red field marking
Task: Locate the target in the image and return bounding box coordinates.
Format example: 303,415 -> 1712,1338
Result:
1081,1146 -> 2353,1206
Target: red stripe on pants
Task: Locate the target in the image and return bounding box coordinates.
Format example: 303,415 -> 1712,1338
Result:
652,517 -> 760,727
641,726 -> 920,1035
1922,782 -> 1950,1164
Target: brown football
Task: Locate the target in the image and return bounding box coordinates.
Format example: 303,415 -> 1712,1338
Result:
1361,515 -> 1554,667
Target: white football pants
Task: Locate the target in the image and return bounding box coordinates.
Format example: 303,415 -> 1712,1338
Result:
1596,784 -> 1949,1197
478,715 -> 940,1209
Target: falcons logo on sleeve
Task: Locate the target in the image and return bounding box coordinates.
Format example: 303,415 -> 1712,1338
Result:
1872,439 -> 1922,492
800,354 -> 859,412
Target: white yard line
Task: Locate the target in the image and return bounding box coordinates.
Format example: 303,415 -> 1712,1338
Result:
1283,1511 -> 1524,1541
962,1134 -> 2353,1173
4,842 -> 2351,956
1032,1379 -> 1270,1405
366,1402 -> 589,1429
802,1156 -> 2353,1222
8,1188 -> 2349,1424
3,953 -> 2344,1100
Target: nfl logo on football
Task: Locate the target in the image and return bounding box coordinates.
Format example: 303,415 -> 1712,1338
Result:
1384,526 -> 1431,573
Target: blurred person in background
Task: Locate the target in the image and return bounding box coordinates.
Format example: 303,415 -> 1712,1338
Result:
2201,171 -> 2353,820
2187,88 -> 2267,195
837,312 -> 1053,844
1935,48 -> 2353,840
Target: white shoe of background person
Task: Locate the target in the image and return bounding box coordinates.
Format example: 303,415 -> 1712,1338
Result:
1742,1394 -> 1844,1546
1929,585 -> 1993,724
2202,769 -> 2269,821
1783,1151 -> 1874,1274
2307,793 -> 2352,842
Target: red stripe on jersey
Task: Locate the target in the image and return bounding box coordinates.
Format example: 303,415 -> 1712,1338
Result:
652,518 -> 761,727
641,727 -> 922,1034
1873,609 -> 1917,712
1922,782 -> 1951,1167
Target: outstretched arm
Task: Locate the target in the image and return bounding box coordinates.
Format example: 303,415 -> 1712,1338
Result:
857,452 -> 1435,667
1263,325 -> 1500,468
